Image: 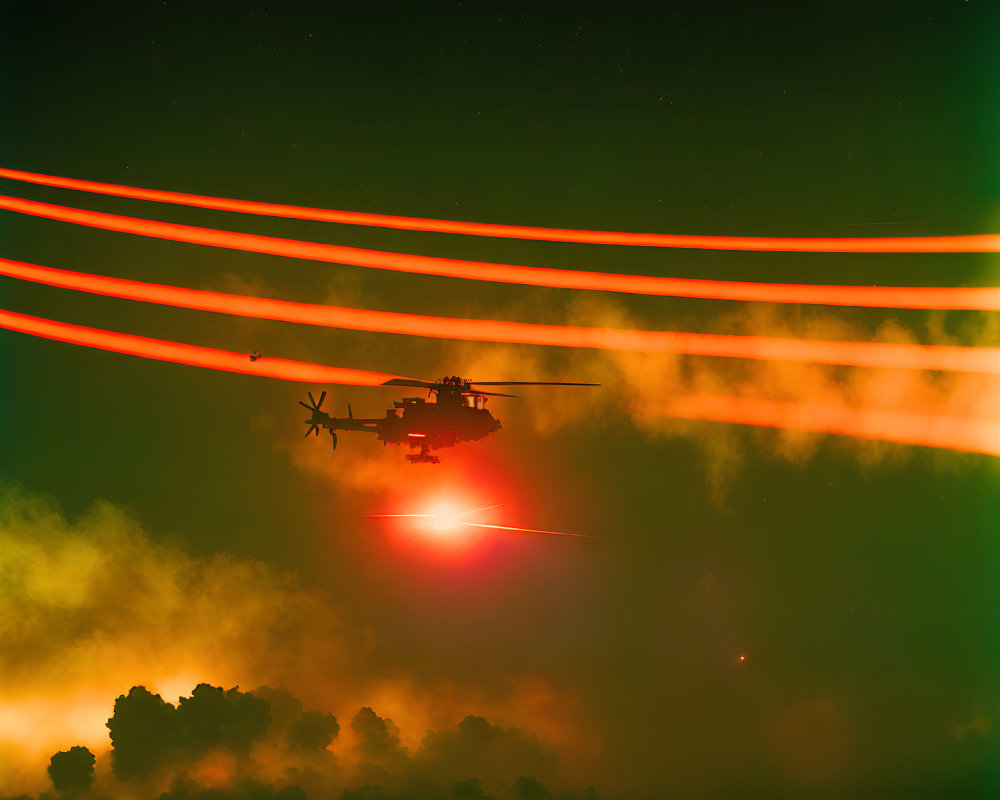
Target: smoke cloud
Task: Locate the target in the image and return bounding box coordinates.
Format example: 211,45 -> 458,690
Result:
12,682 -> 596,800
285,295 -> 1000,499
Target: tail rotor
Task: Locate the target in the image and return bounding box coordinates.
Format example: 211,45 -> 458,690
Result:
299,391 -> 329,438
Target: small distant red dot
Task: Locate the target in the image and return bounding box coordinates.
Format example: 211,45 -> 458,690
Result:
739,655 -> 746,661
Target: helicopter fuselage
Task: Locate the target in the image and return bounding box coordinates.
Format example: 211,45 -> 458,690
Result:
305,390 -> 501,463
300,375 -> 595,463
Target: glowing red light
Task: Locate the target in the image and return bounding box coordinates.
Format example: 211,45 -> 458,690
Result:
0,307 -> 415,386
4,165 -> 1000,254
6,308 -> 1000,459
3,195 -> 1000,310
428,503 -> 462,533
3,257 -> 1000,375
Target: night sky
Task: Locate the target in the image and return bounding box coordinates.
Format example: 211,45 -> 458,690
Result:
1,3 -> 999,798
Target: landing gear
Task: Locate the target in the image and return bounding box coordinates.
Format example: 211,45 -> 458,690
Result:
406,444 -> 440,464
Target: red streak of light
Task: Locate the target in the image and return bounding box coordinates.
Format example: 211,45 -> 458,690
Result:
464,503 -> 504,515
3,258 -> 999,375
366,516 -> 594,539
2,195 -> 1000,310
655,395 -> 1000,457
3,165 -> 1000,253
460,522 -> 597,539
0,308 -> 413,385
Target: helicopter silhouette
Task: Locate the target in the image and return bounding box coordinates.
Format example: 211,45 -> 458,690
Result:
300,375 -> 598,463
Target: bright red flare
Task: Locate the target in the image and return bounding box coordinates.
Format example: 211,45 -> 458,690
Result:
2,195 -> 1000,309
0,308 -> 412,385
2,165 -> 1000,253
3,257 -> 999,375
653,395 -> 1000,457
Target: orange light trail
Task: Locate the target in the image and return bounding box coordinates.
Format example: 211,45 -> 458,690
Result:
654,395 -> 1000,457
3,257 -> 999,375
2,194 -> 1000,310
2,165 -> 1000,253
0,308 -> 413,386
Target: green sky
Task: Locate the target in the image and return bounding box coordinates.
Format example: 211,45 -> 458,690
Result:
1,3 -> 998,798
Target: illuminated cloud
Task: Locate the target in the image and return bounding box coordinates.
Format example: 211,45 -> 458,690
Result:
15,681 -> 597,800
0,486 -> 593,798
437,300 -> 1000,488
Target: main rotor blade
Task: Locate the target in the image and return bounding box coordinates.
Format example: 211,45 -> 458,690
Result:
469,390 -> 518,397
381,378 -> 437,390
317,390 -> 327,407
298,400 -> 314,410
305,424 -> 319,437
308,391 -> 318,407
468,381 -> 601,387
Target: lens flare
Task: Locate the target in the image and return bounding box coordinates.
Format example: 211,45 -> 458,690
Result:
425,504 -> 462,532
0,307 -> 415,385
4,258 -> 999,375
3,165 -> 1000,253
3,195 -> 1000,310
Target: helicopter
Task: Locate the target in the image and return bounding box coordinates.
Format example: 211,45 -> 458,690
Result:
300,375 -> 598,463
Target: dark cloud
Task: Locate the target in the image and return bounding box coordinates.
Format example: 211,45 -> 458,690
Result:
415,716 -> 557,793
347,707 -> 409,791
107,686 -> 181,780
19,683 -> 595,800
351,708 -> 405,763
338,787 -> 401,800
335,776 -> 598,800
510,777 -> 550,800
452,778 -> 492,799
509,778 -> 599,800
107,684 -> 271,781
158,778 -> 309,800
47,746 -> 95,793
252,687 -> 304,733
176,684 -> 271,754
286,711 -> 340,751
